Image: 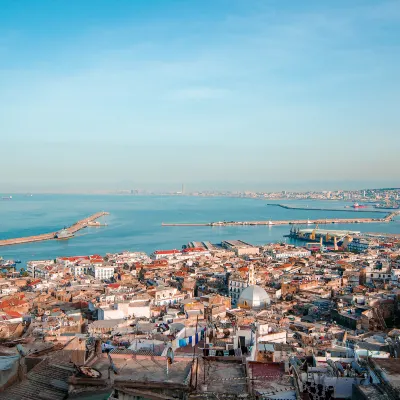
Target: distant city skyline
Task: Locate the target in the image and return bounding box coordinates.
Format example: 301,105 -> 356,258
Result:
1,0 -> 399,191
1,181 -> 400,195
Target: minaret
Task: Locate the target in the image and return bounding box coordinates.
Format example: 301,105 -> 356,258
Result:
248,264 -> 255,285
181,184 -> 184,194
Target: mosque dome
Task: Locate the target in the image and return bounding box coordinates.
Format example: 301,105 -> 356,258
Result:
238,285 -> 270,309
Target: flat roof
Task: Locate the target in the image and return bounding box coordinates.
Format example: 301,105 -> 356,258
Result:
299,229 -> 360,235
91,355 -> 192,385
200,359 -> 247,394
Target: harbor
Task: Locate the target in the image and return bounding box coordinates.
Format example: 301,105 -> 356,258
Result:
162,210 -> 399,227
0,211 -> 109,247
0,195 -> 398,266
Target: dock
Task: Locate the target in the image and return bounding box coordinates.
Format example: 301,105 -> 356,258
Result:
162,211 -> 399,227
0,212 -> 109,247
267,203 -> 388,213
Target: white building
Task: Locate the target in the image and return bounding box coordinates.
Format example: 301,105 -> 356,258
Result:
181,247 -> 211,258
151,250 -> 181,260
98,299 -> 151,320
152,286 -> 185,306
391,269 -> 400,285
269,249 -> 311,260
71,264 -> 91,276
221,240 -> 260,256
365,263 -> 392,285
91,265 -> 115,280
27,260 -> 54,277
229,265 -> 255,306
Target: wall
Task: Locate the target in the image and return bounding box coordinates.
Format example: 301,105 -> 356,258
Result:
98,307 -> 124,320
0,354 -> 20,391
258,331 -> 287,344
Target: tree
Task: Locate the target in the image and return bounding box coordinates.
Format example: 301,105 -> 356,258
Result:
20,268 -> 29,277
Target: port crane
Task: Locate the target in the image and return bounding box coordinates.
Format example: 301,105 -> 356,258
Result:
310,224 -> 319,241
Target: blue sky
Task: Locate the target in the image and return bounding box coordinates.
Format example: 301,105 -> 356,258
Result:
1,0 -> 399,192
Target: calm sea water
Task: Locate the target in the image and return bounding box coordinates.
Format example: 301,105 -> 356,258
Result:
0,195 -> 399,267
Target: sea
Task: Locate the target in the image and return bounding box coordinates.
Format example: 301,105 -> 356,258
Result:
0,194 -> 399,268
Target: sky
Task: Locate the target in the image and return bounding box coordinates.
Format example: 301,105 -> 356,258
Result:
1,0 -> 399,192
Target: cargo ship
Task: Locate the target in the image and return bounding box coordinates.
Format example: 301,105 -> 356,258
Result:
374,203 -> 399,209
352,203 -> 368,208
0,260 -> 16,268
54,229 -> 74,240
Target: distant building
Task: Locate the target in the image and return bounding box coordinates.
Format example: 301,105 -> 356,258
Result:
348,238 -> 371,253
150,286 -> 185,306
151,250 -> 181,260
221,240 -> 260,256
91,265 -> 115,280
229,265 -> 255,306
364,262 -> 391,285
268,248 -> 311,260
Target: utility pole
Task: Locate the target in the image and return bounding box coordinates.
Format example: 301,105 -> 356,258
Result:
194,316 -> 199,389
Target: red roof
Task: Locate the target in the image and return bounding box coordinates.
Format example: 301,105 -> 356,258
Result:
182,247 -> 207,253
27,279 -> 42,287
90,254 -> 104,262
59,256 -> 90,262
151,260 -> 168,266
108,283 -> 120,289
154,250 -> 181,255
5,310 -> 22,318
0,299 -> 28,309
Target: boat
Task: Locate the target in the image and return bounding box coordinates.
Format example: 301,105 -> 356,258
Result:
352,203 -> 367,208
267,220 -> 274,226
0,260 -> 16,268
2,196 -> 12,200
87,221 -> 108,227
54,229 -> 74,240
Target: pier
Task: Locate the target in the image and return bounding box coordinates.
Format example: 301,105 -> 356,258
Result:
162,211 -> 399,227
267,203 -> 389,213
0,212 -> 109,247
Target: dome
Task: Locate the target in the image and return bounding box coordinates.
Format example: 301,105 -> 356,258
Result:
238,285 -> 270,309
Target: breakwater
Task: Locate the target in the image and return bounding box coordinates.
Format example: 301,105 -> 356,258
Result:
267,203 -> 388,213
162,211 -> 399,227
0,212 -> 109,247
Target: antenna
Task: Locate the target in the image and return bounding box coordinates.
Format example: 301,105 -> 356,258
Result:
107,351 -> 119,379
166,347 -> 174,378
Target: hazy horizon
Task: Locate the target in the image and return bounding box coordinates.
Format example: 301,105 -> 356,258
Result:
1,0 -> 399,191
1,179 -> 399,195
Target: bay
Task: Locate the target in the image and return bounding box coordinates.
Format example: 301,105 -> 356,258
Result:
0,194 -> 399,267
